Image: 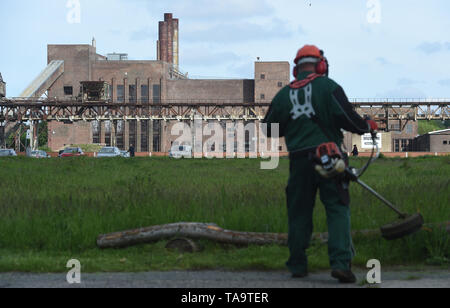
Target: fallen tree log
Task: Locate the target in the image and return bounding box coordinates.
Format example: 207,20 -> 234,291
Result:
97,221 -> 450,249
97,222 -> 288,249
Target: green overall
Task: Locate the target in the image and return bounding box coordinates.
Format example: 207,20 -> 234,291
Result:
264,71 -> 370,275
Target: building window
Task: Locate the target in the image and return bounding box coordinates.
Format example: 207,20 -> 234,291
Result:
141,121 -> 149,152
395,139 -> 413,152
260,74 -> 265,80
64,86 -> 73,96
117,85 -> 124,102
153,120 -> 161,152
129,85 -> 136,103
129,121 -> 137,149
141,85 -> 149,103
394,139 -> 399,152
92,121 -> 101,144
406,124 -> 413,134
260,94 -> 265,100
444,140 -> 448,145
401,139 -> 409,152
115,121 -> 125,150
391,124 -> 400,131
153,85 -> 161,104
278,82 -> 283,88
105,121 -> 111,146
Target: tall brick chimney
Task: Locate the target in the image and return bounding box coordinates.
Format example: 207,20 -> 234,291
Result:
157,13 -> 179,68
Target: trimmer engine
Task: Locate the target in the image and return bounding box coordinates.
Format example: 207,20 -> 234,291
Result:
314,142 -> 346,178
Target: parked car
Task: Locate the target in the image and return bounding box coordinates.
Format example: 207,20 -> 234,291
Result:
97,147 -> 123,158
60,147 -> 84,158
0,149 -> 17,157
29,150 -> 51,158
169,145 -> 192,159
120,150 -> 131,158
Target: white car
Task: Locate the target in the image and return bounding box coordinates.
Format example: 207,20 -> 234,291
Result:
169,145 -> 192,159
120,150 -> 131,158
0,149 -> 17,157
30,150 -> 51,158
97,147 -> 122,158
97,147 -> 130,158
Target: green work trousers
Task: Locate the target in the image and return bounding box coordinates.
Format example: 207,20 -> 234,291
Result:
286,156 -> 354,275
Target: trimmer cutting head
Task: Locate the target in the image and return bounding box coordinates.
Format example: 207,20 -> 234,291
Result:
380,213 -> 425,240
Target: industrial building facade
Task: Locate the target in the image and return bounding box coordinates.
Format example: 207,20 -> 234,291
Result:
413,129 -> 450,152
45,13 -> 291,152
39,13 -> 423,153
46,46 -> 290,152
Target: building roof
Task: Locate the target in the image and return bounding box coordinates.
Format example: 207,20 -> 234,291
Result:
429,128 -> 450,135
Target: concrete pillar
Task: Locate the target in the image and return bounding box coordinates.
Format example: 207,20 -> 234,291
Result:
111,121 -> 116,147
159,21 -> 168,62
147,78 -> 152,105
157,40 -> 160,61
173,18 -> 179,69
149,120 -> 154,152
160,78 -> 164,104
166,13 -> 173,64
124,121 -> 130,150
161,121 -> 167,153
15,125 -> 21,152
100,121 -> 106,145
136,78 -> 141,103
136,120 -> 142,152
112,78 -> 116,103
124,78 -> 129,104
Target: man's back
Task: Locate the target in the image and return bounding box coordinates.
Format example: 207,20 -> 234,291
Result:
264,71 -> 369,153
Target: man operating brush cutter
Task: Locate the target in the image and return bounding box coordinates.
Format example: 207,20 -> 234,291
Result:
263,45 -> 378,283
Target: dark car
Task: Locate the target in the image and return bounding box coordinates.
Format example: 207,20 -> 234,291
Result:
60,147 -> 84,158
30,150 -> 51,158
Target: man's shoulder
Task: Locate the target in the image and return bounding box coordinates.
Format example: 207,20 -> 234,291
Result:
313,75 -> 341,89
276,76 -> 343,97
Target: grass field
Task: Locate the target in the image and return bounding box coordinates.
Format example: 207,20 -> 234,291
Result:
418,120 -> 449,135
0,156 -> 448,273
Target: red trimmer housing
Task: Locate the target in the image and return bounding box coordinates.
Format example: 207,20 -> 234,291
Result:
314,143 -> 347,178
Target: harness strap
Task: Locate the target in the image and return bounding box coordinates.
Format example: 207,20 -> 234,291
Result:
289,73 -> 323,89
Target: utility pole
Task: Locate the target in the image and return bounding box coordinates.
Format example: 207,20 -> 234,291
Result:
28,120 -> 39,150
15,125 -> 21,152
30,121 -> 35,150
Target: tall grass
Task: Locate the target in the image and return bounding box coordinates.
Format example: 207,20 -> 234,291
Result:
0,156 -> 448,266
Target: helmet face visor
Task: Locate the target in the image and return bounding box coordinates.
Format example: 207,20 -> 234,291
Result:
297,56 -> 320,65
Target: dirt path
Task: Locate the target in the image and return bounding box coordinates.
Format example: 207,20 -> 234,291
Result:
0,269 -> 448,288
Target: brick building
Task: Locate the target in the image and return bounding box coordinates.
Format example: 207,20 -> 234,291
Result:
45,14 -> 290,152
413,129 -> 450,152
41,14 -> 422,153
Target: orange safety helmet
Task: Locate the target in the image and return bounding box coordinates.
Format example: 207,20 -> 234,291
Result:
293,45 -> 328,77
294,45 -> 323,64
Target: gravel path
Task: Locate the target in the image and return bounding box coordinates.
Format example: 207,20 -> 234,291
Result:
0,269 -> 449,288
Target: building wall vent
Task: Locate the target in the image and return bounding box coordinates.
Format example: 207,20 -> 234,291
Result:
107,53 -> 128,61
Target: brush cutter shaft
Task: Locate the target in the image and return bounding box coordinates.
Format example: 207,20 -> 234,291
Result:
355,179 -> 407,218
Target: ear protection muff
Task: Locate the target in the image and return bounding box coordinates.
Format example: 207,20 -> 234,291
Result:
293,49 -> 329,78
316,49 -> 329,76
293,66 -> 299,79
316,57 -> 328,76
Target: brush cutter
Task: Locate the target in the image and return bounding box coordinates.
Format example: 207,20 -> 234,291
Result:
314,132 -> 424,240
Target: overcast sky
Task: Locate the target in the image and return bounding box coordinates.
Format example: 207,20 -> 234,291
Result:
1,0 -> 450,98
